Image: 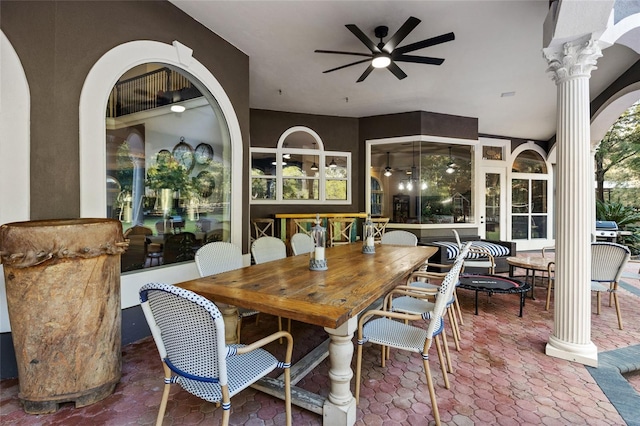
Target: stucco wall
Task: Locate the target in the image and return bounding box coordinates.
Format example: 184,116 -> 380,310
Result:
0,0 -> 250,223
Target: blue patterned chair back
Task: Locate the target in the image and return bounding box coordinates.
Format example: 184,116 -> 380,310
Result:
139,283 -> 229,386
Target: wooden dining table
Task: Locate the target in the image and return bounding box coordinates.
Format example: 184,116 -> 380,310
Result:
177,242 -> 437,426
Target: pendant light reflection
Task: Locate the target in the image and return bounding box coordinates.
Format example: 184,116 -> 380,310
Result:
310,142 -> 319,170
384,152 -> 392,176
328,157 -> 337,168
446,146 -> 456,174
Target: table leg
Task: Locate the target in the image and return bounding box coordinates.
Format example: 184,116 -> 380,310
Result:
474,290 -> 479,315
323,317 -> 357,426
219,303 -> 238,344
519,292 -> 525,317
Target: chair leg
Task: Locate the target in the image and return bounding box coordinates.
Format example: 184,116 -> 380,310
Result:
613,292 -> 623,330
156,364 -> 172,426
596,292 -> 601,315
380,345 -> 386,368
422,345 -> 442,426
236,317 -> 242,343
447,307 -> 461,351
355,344 -> 363,403
433,335 -> 450,388
221,385 -> 231,426
440,331 -> 453,375
283,362 -> 292,426
545,280 -> 553,311
453,289 -> 464,325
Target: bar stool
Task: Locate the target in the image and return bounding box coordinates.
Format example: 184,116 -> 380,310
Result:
328,217 -> 356,246
252,218 -> 274,241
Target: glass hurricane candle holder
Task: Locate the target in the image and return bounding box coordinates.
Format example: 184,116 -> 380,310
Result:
362,214 -> 375,254
310,214 -> 328,271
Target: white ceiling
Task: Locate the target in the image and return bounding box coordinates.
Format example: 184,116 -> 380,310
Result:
170,1 -> 639,141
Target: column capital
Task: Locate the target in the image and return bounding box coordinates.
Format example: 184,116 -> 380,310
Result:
543,35 -> 603,84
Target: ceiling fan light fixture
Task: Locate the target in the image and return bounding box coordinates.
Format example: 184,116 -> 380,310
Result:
170,105 -> 186,113
372,54 -> 391,69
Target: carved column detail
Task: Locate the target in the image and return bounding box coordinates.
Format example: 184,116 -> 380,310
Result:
543,35 -> 602,367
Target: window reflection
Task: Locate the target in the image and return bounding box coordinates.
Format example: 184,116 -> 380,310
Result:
371,142 -> 473,224
106,63 -> 232,272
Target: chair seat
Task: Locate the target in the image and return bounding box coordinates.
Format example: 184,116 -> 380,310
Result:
362,317 -> 443,353
177,344 -> 278,402
392,296 -> 456,315
591,281 -> 613,292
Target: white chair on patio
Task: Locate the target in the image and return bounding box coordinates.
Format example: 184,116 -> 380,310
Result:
290,232 -> 314,256
139,283 -> 292,426
591,241 -> 631,330
195,242 -> 259,342
452,229 -> 496,274
355,257 -> 465,426
251,236 -> 291,335
380,230 -> 418,246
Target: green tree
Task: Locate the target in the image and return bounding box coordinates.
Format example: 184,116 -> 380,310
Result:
595,101 -> 640,203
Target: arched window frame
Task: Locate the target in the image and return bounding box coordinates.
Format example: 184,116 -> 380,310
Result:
250,126 -> 351,204
508,142 -> 554,248
79,40 -> 243,308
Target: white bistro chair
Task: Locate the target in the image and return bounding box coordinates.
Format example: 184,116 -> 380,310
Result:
139,283 -> 292,426
195,242 -> 259,342
380,230 -> 418,246
290,232 -> 315,256
355,257 -> 465,426
251,236 -> 292,336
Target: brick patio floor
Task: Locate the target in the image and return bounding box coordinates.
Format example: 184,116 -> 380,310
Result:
1,257 -> 639,425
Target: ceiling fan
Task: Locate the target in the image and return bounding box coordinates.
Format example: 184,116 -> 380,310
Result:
315,16 -> 454,82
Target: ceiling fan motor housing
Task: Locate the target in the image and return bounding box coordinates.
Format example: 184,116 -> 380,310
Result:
374,26 -> 389,40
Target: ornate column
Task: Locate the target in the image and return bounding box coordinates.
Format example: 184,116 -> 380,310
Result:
543,35 -> 602,367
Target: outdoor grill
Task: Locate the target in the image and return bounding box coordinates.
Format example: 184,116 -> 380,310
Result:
595,220 -> 618,242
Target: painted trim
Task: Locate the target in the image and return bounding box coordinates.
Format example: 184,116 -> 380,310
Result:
0,31 -> 31,333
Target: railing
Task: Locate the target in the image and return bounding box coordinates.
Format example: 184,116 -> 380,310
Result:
107,67 -> 201,118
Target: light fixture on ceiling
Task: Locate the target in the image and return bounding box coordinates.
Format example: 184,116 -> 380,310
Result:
372,53 -> 391,69
283,142 -> 291,159
329,157 -> 337,168
384,152 -> 392,176
446,146 -> 456,174
170,105 -> 186,113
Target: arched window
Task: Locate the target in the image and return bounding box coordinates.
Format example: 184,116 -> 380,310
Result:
511,148 -> 551,241
105,64 -> 233,272
250,126 -> 351,204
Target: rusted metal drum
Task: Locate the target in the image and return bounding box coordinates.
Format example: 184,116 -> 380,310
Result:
0,218 -> 127,414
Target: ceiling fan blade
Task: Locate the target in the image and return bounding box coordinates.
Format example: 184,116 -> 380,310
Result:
382,16 -> 421,53
394,32 -> 455,55
346,24 -> 381,53
356,64 -> 375,82
387,61 -> 408,80
315,49 -> 372,58
323,58 -> 371,74
393,55 -> 444,65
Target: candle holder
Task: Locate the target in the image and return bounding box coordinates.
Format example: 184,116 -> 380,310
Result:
310,214 -> 328,271
362,214 -> 375,254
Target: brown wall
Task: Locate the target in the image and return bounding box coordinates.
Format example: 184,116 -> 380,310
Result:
249,109 -> 360,221
0,0 -> 250,244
